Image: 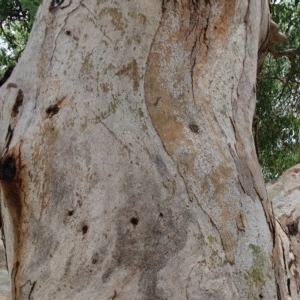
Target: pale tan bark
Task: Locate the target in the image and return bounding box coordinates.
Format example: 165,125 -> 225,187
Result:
0,0 -> 284,299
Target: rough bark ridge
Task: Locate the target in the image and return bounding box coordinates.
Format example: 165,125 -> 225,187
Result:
0,0 -> 281,299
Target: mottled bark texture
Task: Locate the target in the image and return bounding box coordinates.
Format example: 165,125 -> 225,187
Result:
0,0 -> 284,299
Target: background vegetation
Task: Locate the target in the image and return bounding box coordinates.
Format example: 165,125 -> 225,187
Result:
0,0 -> 299,182
257,0 -> 300,181
0,0 -> 40,83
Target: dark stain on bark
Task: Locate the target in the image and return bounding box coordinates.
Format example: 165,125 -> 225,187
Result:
153,155 -> 170,178
46,104 -> 60,117
287,218 -> 299,236
189,123 -> 199,133
0,153 -> 22,220
11,89 -> 24,118
0,147 -> 25,300
81,224 -> 88,235
92,252 -> 99,264
0,155 -> 16,182
67,209 -> 74,216
45,96 -> 66,118
115,59 -> 139,92
130,216 -> 139,226
5,125 -> 14,149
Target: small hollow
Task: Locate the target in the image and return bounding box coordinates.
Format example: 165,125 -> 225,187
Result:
130,217 -> 139,226
92,253 -> 99,264
189,124 -> 199,133
67,210 -> 74,216
82,224 -> 88,235
46,104 -> 59,117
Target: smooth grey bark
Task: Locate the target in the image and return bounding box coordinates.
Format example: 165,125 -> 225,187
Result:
0,0 -> 285,299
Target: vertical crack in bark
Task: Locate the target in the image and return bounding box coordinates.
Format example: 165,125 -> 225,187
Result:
11,261 -> 20,300
202,0 -> 211,51
190,39 -> 197,106
99,120 -> 131,156
28,280 -> 36,299
281,241 -> 287,274
19,280 -> 37,299
185,260 -> 199,300
49,1 -> 83,67
5,125 -> 14,151
3,88 -> 24,154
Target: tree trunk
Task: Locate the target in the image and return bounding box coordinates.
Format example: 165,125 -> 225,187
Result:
0,0 -> 283,299
267,165 -> 300,299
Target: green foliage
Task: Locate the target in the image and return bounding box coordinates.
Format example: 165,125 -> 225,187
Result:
19,0 -> 41,26
257,0 -> 300,181
0,0 -> 40,80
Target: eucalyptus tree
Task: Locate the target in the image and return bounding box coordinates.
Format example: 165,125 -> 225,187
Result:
0,0 -> 295,299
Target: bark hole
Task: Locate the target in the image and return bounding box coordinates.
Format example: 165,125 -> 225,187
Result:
66,30 -> 71,36
46,104 -> 59,117
159,212 -> 164,218
130,217 -> 139,226
92,253 -> 99,264
82,224 -> 88,235
67,209 -> 74,216
189,124 -> 199,133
